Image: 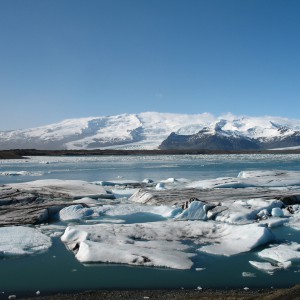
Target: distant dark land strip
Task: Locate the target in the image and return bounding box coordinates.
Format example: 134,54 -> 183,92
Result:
1,148 -> 300,159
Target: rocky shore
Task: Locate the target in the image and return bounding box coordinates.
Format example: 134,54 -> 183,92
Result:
16,285 -> 300,300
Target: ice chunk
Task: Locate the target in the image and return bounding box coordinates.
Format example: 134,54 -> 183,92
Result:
76,239 -> 194,269
111,188 -> 138,198
61,221 -> 274,269
249,260 -> 291,273
249,261 -> 280,273
271,207 -> 284,217
257,209 -> 269,219
287,211 -> 300,230
161,178 -> 177,183
61,227 -> 89,245
259,217 -> 288,228
73,197 -> 102,207
199,223 -> 275,256
176,201 -> 207,220
188,170 -> 300,189
155,182 -> 165,190
8,179 -> 111,199
143,178 -> 154,183
0,171 -> 43,176
58,205 -> 94,221
94,180 -> 139,187
258,243 -> 300,263
215,198 -> 283,225
0,226 -> 52,256
237,170 -> 300,187
242,272 -> 256,277
99,204 -> 182,219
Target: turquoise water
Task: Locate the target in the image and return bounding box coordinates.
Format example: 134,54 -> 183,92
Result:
0,154 -> 300,297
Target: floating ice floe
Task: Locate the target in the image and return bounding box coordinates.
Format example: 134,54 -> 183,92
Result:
97,204 -> 182,219
199,223 -> 274,256
61,221 -> 274,269
242,272 -> 256,277
0,171 -> 43,176
249,260 -> 291,274
0,226 -> 52,256
93,180 -> 140,187
8,179 -> 112,199
187,170 -> 300,189
258,242 -> 300,263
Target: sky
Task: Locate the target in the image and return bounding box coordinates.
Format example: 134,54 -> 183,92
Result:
0,0 -> 300,130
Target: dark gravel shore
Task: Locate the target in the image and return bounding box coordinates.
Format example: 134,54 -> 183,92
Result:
14,285 -> 300,300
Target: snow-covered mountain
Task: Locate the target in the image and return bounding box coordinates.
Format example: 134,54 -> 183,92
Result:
1,112 -> 300,150
160,115 -> 300,150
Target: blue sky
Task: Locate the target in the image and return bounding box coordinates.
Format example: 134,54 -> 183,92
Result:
1,0 -> 300,130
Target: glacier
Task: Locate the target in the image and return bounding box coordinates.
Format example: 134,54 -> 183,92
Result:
1,112 -> 300,150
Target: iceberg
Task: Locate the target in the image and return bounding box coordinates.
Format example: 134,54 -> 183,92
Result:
76,239 -> 194,269
61,221 -> 274,268
0,226 -> 52,256
176,201 -> 208,220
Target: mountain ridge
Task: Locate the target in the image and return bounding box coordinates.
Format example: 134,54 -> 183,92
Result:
1,112 -> 300,150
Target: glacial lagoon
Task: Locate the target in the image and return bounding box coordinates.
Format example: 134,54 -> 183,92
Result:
1,154 -> 300,297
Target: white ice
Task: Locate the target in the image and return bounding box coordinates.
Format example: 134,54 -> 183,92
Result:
0,226 -> 52,256
187,170 -> 300,189
199,223 -> 274,256
0,171 -> 43,176
213,198 -> 283,225
249,261 -> 280,274
8,179 -> 110,199
97,204 -> 182,219
258,242 -> 300,263
93,180 -> 140,187
110,188 -> 138,199
249,260 -> 292,274
58,205 -> 95,221
176,201 -> 207,220
61,221 -> 274,269
286,206 -> 300,230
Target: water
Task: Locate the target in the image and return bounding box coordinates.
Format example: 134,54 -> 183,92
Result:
1,154 -> 300,184
1,154 -> 300,297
